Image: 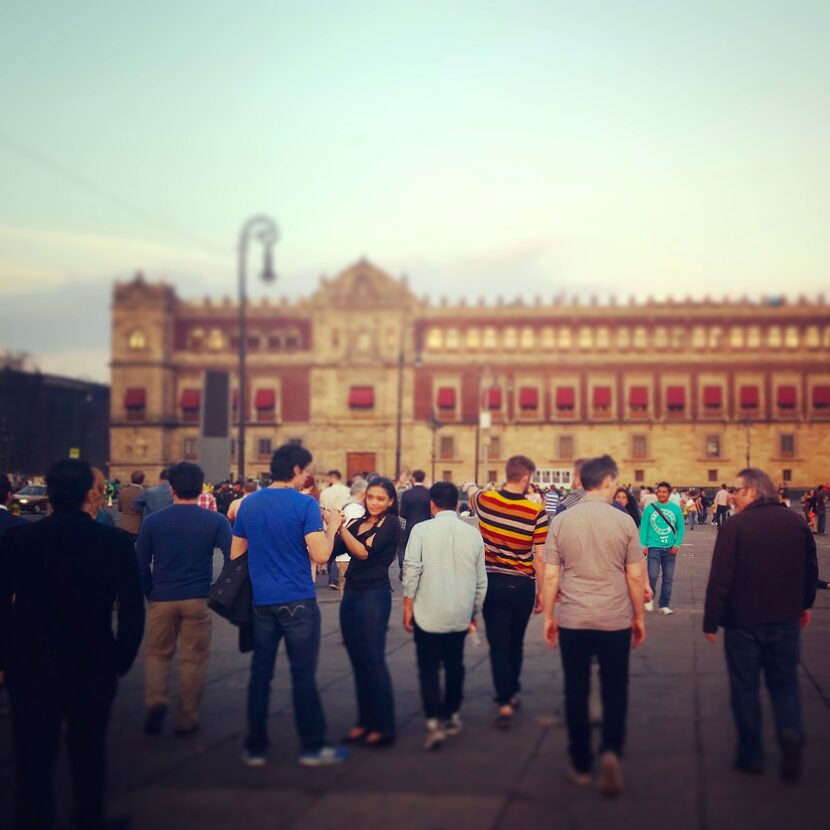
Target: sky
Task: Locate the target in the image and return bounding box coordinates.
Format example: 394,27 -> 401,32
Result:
1,0 -> 829,382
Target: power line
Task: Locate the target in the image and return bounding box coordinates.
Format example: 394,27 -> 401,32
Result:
0,130 -> 232,260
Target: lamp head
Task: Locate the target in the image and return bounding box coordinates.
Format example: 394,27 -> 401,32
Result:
261,247 -> 276,284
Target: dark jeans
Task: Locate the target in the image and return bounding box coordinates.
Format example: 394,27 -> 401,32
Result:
482,572 -> 536,705
246,599 -> 326,755
818,512 -> 827,534
326,550 -> 340,586
413,624 -> 467,719
724,621 -> 803,766
340,588 -> 395,735
647,547 -> 677,608
715,505 -> 729,527
559,628 -> 631,774
8,664 -> 116,830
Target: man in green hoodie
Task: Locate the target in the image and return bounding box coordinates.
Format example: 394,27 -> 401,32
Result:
640,481 -> 685,615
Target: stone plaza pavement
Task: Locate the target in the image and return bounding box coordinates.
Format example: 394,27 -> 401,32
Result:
0,521 -> 827,830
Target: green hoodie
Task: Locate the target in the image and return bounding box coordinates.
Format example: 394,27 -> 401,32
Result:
640,501 -> 685,549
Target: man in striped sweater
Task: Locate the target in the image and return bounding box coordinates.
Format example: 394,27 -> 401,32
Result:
468,456 -> 550,728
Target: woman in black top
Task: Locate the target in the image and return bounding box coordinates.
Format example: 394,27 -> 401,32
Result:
613,487 -> 641,527
335,477 -> 400,747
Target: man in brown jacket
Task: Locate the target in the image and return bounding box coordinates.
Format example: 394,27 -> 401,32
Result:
117,470 -> 145,540
703,467 -> 817,783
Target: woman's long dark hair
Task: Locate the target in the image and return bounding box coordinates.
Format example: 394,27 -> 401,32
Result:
614,487 -> 641,527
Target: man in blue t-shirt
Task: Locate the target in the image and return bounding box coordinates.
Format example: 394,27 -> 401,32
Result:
136,461 -> 231,737
232,443 -> 348,768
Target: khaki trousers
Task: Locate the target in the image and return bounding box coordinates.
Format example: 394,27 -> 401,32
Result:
145,598 -> 211,729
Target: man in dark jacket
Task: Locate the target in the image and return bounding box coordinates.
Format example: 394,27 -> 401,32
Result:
0,459 -> 145,830
703,466 -> 817,783
398,470 -> 431,577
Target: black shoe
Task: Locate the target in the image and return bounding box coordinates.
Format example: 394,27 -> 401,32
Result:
780,732 -> 803,783
734,758 -> 764,776
143,706 -> 167,736
174,724 -> 199,738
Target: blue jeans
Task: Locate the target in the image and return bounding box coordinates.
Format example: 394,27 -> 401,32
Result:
647,547 -> 677,608
688,511 -> 696,529
340,588 -> 396,736
724,622 -> 803,766
246,599 -> 326,754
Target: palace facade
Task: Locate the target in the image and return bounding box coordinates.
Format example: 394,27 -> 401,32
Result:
111,260 -> 830,488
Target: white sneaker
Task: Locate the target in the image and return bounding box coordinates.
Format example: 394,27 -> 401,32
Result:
423,719 -> 446,751
241,750 -> 267,768
644,601 -> 654,612
444,713 -> 463,736
659,607 -> 674,615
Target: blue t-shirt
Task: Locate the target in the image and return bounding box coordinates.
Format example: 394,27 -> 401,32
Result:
233,488 -> 323,605
136,504 -> 232,601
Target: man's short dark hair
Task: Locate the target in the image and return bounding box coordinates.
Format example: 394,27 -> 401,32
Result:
168,462 -> 204,499
429,481 -> 458,511
327,470 -> 342,480
46,459 -> 94,512
580,455 -> 619,491
131,470 -> 145,485
159,468 -> 170,481
657,481 -> 671,491
505,455 -> 536,482
0,474 -> 13,503
412,469 -> 426,483
270,443 -> 313,482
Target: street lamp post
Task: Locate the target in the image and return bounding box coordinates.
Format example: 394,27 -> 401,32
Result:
394,337 -> 405,481
237,215 -> 278,481
743,419 -> 752,468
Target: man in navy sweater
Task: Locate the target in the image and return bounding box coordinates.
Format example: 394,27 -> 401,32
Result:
136,461 -> 231,737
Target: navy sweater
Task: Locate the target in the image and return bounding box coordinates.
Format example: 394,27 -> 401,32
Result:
136,504 -> 231,601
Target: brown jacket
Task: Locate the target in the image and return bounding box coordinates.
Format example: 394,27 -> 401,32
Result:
117,484 -> 144,535
703,500 -> 817,633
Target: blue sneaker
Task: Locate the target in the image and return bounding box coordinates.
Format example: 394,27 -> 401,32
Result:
298,746 -> 350,767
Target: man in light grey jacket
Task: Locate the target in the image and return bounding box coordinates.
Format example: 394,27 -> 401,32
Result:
403,481 -> 487,750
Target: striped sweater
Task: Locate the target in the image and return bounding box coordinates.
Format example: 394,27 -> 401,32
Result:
472,489 -> 550,578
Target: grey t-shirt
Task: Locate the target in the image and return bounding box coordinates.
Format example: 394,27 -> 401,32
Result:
543,493 -> 642,631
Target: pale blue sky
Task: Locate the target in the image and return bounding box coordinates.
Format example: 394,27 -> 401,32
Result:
1,0 -> 829,380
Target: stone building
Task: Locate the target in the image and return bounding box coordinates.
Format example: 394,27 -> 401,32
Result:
110,260 -> 830,488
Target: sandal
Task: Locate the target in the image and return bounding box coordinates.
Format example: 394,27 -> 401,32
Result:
341,727 -> 367,744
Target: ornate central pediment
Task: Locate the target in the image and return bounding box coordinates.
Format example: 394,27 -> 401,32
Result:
311,258 -> 420,311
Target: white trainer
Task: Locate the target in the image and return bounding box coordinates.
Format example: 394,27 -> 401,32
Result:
644,601 -> 654,612
659,607 -> 674,615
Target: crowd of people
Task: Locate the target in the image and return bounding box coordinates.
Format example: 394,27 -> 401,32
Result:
0,442 -> 822,828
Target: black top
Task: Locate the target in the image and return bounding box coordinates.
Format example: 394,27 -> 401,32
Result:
0,509 -> 26,542
0,511 -> 145,677
703,501 -> 817,633
335,514 -> 401,592
400,485 -> 431,548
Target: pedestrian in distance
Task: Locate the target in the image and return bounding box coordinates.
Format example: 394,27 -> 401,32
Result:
133,468 -> 173,519
613,487 -> 641,527
703,467 -> 817,783
640,481 -> 685,615
398,469 -> 431,580
469,455 -> 550,729
332,478 -> 369,594
136,461 -> 232,738
542,454 -> 646,798
231,443 -> 348,768
713,483 -> 730,529
116,470 -> 145,540
0,459 -> 144,830
402,481 -> 487,750
335,477 -> 401,747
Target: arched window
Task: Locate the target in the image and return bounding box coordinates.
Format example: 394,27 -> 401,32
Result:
189,328 -> 205,350
596,327 -> 610,349
207,329 -> 225,351
784,326 -> 799,349
767,326 -> 782,348
578,327 -> 594,349
445,328 -> 461,350
746,326 -> 761,348
805,325 -> 820,348
483,327 -> 498,349
708,327 -> 723,349
729,327 -> 744,349
691,326 -> 706,349
616,327 -> 630,348
466,328 -> 481,349
128,329 -> 146,350
503,328 -> 518,349
633,327 -> 648,349
654,327 -> 669,349
558,328 -> 573,349
541,327 -> 555,349
520,327 -> 536,349
426,328 -> 443,350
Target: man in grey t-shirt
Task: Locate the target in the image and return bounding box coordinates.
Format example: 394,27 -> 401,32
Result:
542,454 -> 645,798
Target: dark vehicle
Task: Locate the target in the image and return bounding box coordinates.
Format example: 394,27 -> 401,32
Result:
12,484 -> 48,514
